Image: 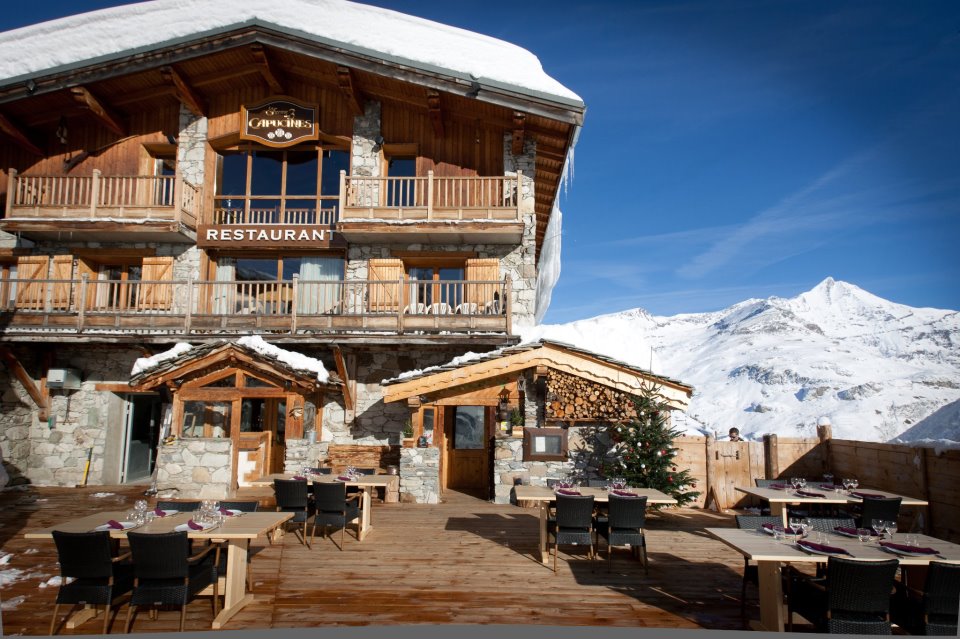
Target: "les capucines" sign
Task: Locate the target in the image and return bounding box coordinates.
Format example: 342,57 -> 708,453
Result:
240,97 -> 319,147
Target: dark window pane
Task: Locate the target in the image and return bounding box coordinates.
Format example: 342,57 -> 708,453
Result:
248,199 -> 281,223
250,150 -> 283,195
439,267 -> 463,306
284,199 -> 317,225
388,157 -> 416,177
321,150 -> 350,195
281,257 -> 302,280
219,152 -> 248,196
236,259 -> 277,281
454,406 -> 485,449
286,151 -> 318,196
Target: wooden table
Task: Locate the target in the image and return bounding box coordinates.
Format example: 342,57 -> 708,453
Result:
706,527 -> 960,632
735,486 -> 929,526
252,472 -> 397,541
24,510 -> 292,630
514,485 -> 678,564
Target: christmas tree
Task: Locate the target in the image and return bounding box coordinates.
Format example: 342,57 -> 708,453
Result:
607,383 -> 700,507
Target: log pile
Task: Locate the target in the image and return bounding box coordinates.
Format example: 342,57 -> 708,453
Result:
545,370 -> 639,422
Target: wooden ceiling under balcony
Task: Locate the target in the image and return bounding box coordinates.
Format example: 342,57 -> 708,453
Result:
0,26 -> 583,259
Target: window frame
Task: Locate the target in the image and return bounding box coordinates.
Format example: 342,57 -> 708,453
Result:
522,427 -> 569,462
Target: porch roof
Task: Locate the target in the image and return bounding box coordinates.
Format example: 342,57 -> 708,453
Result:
381,339 -> 693,409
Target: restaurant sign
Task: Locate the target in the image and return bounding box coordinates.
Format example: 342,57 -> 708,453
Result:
198,224 -> 345,249
240,97 -> 319,148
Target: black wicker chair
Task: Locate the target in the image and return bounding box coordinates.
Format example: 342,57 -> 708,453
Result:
49,530 -> 134,635
853,497 -> 902,530
310,481 -> 362,550
550,494 -> 595,573
155,500 -> 201,512
788,555 -> 899,634
754,479 -> 788,488
734,514 -> 783,620
274,478 -> 315,547
218,500 -> 259,512
806,516 -> 856,533
124,531 -> 219,633
892,561 -> 960,636
597,495 -> 648,574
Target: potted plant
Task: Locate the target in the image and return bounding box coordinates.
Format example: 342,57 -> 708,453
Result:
401,419 -> 415,447
509,408 -> 525,436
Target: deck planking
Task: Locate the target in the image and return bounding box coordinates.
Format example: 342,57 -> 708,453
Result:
1,485 -> 748,634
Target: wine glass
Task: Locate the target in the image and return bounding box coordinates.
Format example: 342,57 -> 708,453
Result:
790,477 -> 800,491
797,478 -> 807,491
849,478 -> 859,491
134,499 -> 148,514
799,518 -> 811,539
884,520 -> 897,541
788,517 -> 803,540
857,528 -> 872,543
871,519 -> 884,537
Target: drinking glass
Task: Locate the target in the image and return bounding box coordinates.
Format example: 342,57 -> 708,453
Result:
857,528 -> 872,543
871,519 -> 884,537
772,525 -> 786,542
134,499 -> 148,514
904,534 -> 918,547
884,520 -> 897,541
799,518 -> 811,539
790,477 -> 800,491
797,478 -> 807,491
849,478 -> 859,491
823,473 -> 834,485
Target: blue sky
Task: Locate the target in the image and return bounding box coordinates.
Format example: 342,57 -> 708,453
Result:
5,1 -> 960,322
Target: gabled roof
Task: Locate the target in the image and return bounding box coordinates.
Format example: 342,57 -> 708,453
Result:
0,0 -> 581,107
382,339 -> 693,409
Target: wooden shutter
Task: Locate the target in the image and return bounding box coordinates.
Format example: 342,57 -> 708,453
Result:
50,256 -> 74,310
367,258 -> 402,312
15,255 -> 49,309
139,256 -> 174,310
465,258 -> 500,310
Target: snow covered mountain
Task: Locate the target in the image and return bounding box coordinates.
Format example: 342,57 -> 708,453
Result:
526,278 -> 960,443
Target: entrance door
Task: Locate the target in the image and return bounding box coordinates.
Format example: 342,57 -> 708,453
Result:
443,405 -> 490,498
121,395 -> 162,483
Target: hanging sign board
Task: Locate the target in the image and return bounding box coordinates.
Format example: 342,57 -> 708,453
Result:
240,97 -> 319,148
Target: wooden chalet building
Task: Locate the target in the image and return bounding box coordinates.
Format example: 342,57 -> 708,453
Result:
0,0 -> 688,503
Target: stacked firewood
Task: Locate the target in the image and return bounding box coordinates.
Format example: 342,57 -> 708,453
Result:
545,370 -> 638,422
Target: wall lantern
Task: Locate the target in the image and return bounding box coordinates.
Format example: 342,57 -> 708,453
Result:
497,386 -> 511,424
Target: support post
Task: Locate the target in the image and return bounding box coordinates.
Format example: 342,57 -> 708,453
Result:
290,275 -> 298,335
0,346 -> 49,421
427,170 -> 434,220
77,274 -> 88,332
816,422 -> 833,478
90,169 -> 101,217
5,169 -> 15,218
339,170 -> 346,216
397,277 -> 404,334
704,433 -> 716,510
184,276 -> 194,334
763,434 -> 779,479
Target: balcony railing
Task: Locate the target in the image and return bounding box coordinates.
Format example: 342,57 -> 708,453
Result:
0,277 -> 511,336
5,169 -> 200,229
211,204 -> 338,227
340,171 -> 522,221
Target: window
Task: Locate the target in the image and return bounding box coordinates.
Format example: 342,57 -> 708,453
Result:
0,263 -> 16,310
453,406 -> 486,450
407,266 -> 464,309
214,254 -> 344,314
181,401 -> 232,438
385,157 -> 416,206
523,427 -> 569,462
215,146 -> 348,225
421,407 -> 435,445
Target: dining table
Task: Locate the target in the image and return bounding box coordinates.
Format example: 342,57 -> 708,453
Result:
251,472 -> 395,541
735,485 -> 929,527
513,485 -> 677,564
706,526 -> 960,632
23,509 -> 292,630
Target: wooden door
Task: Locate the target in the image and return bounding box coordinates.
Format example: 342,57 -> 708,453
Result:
443,405 -> 490,498
264,398 -> 286,473
710,440 -> 763,509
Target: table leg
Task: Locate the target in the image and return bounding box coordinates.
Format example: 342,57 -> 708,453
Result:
211,538 -> 253,630
358,487 -> 373,541
771,502 -> 787,526
539,501 -> 549,564
64,605 -> 100,628
750,560 -> 786,632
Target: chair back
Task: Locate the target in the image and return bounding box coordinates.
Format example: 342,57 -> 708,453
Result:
735,514 -> 781,530
806,516 -> 856,533
312,481 -> 348,512
585,479 -> 606,487
274,478 -> 310,510
826,556 -> 899,615
354,468 -> 377,475
923,561 -> 960,617
305,467 -> 332,475
156,500 -> 200,512
127,531 -> 191,580
607,495 -> 647,529
52,530 -> 114,579
859,497 -> 901,526
219,500 -> 259,512
555,494 -> 594,529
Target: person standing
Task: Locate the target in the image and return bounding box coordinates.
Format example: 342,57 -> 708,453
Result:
728,427 -> 742,442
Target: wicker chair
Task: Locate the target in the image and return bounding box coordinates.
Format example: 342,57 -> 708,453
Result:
734,514 -> 783,620
892,561 -> 960,636
49,531 -> 134,635
273,478 -> 315,547
218,500 -> 259,512
550,494 -> 596,573
788,555 -> 899,633
806,516 -> 856,533
597,495 -> 648,573
310,481 -> 362,550
155,500 -> 201,512
124,531 -> 219,633
853,497 -> 902,530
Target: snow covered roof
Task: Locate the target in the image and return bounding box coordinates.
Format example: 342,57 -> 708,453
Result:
0,0 -> 582,106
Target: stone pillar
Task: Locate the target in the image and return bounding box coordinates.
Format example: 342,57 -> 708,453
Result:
399,446 -> 440,504
177,103 -> 207,187
351,101 -> 382,207
493,435 -> 524,504
503,134 -> 537,328
155,438 -> 231,499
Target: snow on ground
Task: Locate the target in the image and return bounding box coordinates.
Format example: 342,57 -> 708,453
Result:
131,342 -> 192,376
236,336 -> 329,382
0,0 -> 581,104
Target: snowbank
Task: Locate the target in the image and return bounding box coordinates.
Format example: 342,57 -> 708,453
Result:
131,342 -> 193,376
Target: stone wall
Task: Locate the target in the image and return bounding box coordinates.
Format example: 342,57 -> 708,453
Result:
503,135 -> 538,328
400,446 -> 440,504
155,438 -> 231,499
283,437 -> 329,473
177,103 -> 207,187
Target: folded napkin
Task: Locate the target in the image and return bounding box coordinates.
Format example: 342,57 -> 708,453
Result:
850,491 -> 884,499
292,475 -> 307,480
106,519 -> 124,529
611,490 -> 638,497
835,526 -> 877,537
768,483 -> 787,490
555,488 -> 582,496
879,541 -> 938,555
337,475 -> 353,481
153,507 -> 166,517
796,490 -> 825,498
797,540 -> 851,555
187,519 -> 204,530
819,484 -> 836,490
761,523 -> 775,531
218,507 -> 234,516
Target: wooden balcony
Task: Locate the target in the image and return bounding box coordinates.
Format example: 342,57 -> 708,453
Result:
339,171 -> 525,244
2,169 -> 200,242
0,277 -> 511,339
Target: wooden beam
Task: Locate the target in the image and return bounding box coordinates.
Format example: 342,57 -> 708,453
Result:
94,383 -> 158,394
0,347 -> 48,420
0,112 -> 43,156
511,112 -> 526,156
250,44 -> 284,94
336,66 -> 364,115
160,66 -> 207,117
70,86 -> 126,136
426,90 -> 444,138
332,345 -> 353,412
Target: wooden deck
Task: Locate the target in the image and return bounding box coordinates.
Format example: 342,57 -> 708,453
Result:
0,485 -> 749,634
